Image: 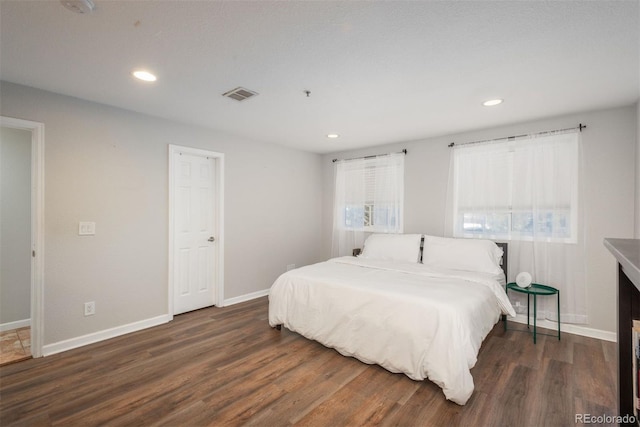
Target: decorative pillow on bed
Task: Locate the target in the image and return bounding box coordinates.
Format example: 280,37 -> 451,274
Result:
422,235 -> 503,275
360,233 -> 423,263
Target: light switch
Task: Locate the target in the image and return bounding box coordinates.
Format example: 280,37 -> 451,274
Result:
79,221 -> 96,236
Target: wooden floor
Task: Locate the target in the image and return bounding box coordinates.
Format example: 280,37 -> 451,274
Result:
0,297 -> 616,426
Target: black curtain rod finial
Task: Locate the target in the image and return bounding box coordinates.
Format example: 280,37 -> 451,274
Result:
448,142 -> 455,148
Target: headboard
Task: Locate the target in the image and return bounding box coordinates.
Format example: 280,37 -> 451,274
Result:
495,242 -> 508,281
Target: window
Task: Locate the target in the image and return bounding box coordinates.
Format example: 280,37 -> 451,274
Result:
332,152 -> 404,256
336,154 -> 404,232
452,131 -> 579,243
344,202 -> 399,230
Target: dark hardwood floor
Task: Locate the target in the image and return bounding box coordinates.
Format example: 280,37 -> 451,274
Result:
0,297 -> 616,426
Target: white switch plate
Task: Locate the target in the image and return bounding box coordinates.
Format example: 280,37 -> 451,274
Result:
79,221 -> 96,236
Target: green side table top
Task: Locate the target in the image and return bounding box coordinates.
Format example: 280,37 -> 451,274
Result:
506,282 -> 558,295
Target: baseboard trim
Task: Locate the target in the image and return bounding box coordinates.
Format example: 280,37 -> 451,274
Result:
0,318 -> 30,332
41,290 -> 273,357
223,289 -> 270,307
509,314 -> 616,342
42,314 -> 172,356
37,300 -> 615,357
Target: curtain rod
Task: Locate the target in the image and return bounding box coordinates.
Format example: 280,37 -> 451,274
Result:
332,149 -> 407,163
447,123 -> 586,148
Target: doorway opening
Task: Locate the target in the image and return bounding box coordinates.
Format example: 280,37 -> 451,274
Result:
0,116 -> 45,359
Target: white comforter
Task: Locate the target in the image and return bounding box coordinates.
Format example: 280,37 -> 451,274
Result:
268,257 -> 515,405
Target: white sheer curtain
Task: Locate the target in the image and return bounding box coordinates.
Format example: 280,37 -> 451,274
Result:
332,153 -> 404,257
446,130 -> 587,324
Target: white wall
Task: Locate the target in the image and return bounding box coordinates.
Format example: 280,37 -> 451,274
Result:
322,105 -> 637,334
0,126 -> 32,325
0,81 -> 324,346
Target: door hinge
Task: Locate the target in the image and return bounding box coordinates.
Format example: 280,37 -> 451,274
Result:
32,250 -> 36,257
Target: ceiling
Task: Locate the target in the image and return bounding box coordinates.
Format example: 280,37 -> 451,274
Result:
1,1 -> 638,153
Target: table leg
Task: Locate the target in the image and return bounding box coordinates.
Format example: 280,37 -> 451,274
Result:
527,294 -> 530,329
533,294 -> 537,344
557,290 -> 561,340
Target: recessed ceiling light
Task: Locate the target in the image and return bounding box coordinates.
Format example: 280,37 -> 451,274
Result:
132,70 -> 157,82
327,134 -> 339,139
483,99 -> 503,107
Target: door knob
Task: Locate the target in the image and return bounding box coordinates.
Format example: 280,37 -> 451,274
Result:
208,236 -> 215,242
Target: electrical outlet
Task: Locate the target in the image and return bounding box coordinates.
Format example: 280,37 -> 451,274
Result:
515,301 -> 521,307
84,301 -> 96,316
286,264 -> 296,271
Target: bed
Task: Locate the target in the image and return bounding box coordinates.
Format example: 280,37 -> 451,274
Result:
268,234 -> 515,405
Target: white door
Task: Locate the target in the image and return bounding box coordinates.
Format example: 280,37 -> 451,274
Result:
172,151 -> 218,314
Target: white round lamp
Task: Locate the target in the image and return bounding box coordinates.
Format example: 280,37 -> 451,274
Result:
515,272 -> 532,288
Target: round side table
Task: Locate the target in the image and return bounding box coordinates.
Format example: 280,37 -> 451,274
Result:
505,283 -> 560,344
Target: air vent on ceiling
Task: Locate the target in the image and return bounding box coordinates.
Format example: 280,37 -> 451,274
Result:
222,87 -> 258,101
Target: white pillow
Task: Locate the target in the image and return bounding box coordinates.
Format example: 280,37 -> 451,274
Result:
360,234 -> 423,263
422,235 -> 503,275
